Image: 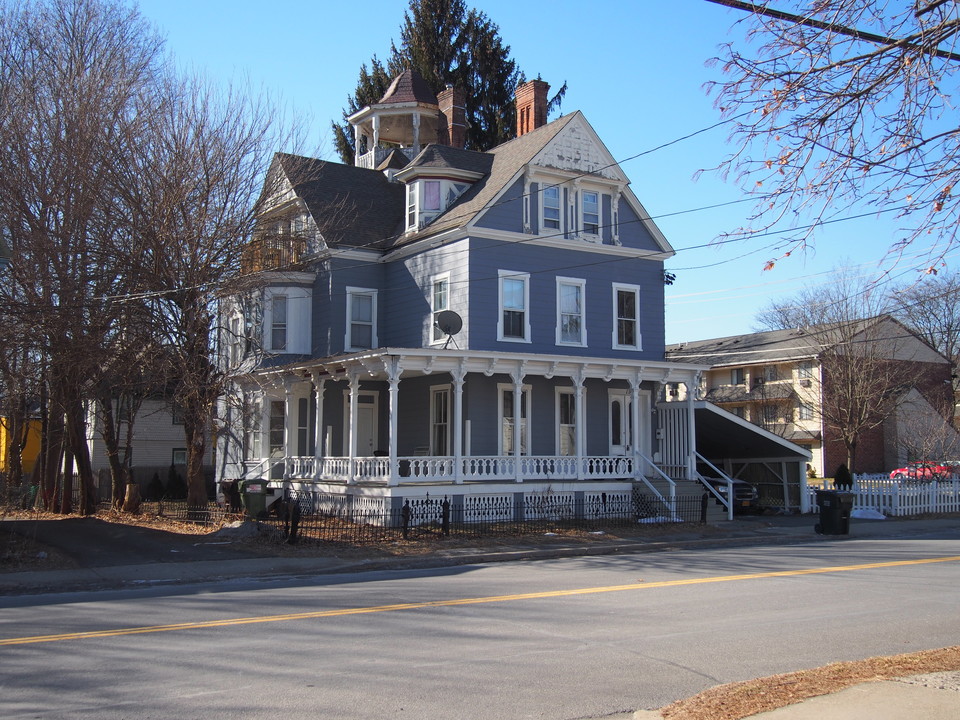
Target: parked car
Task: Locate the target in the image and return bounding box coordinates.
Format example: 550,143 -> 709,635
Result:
889,462 -> 953,481
702,477 -> 761,514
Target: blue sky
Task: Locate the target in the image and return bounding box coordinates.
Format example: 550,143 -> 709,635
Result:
135,0 -> 950,344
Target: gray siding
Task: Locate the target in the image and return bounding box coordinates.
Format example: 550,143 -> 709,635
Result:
467,237 -> 665,358
474,178 -> 524,233
384,241 -> 471,348
617,198 -> 663,253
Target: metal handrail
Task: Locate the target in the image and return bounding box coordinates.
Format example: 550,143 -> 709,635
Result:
695,452 -> 734,520
635,452 -> 676,512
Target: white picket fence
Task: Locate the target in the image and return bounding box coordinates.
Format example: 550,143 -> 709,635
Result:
808,475 -> 960,516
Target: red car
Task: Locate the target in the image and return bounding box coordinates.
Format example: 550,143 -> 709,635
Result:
889,462 -> 953,480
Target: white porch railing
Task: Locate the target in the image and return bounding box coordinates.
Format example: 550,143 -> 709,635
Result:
809,476 -> 960,516
270,455 -> 640,484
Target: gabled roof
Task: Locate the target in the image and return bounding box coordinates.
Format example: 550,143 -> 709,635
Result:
666,327 -> 824,368
665,315 -> 949,368
392,113 -> 578,247
276,153 -> 405,250
378,68 -> 438,106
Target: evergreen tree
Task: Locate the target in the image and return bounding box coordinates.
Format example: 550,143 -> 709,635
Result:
332,0 -> 565,164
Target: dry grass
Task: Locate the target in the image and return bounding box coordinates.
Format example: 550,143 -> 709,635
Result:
660,646 -> 960,720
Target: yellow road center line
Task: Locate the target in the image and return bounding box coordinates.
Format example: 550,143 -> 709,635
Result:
4,555 -> 959,646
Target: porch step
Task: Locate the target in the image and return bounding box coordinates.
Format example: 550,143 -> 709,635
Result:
638,477 -> 731,523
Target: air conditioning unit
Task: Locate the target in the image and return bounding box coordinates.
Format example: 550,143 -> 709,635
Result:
800,379 -> 811,388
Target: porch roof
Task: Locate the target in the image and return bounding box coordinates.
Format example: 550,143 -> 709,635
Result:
692,401 -> 811,462
260,347 -> 707,386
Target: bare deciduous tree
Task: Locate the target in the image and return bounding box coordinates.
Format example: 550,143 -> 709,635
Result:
891,270 -> 960,388
756,270 -> 919,469
0,0 -> 165,513
706,1 -> 960,268
120,76 -> 305,510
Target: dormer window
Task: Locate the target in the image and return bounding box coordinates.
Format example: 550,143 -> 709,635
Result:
406,178 -> 466,231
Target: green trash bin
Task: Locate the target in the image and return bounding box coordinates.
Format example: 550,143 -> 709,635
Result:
815,490 -> 854,535
240,479 -> 268,519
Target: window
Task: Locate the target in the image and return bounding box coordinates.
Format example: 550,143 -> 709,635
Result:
798,402 -> 814,421
431,274 -> 450,343
172,448 -> 187,466
430,386 -> 450,455
762,404 -> 780,424
499,386 -> 530,455
498,271 -> 530,342
271,294 -> 287,351
406,180 -> 444,231
582,190 -> 600,236
229,316 -> 242,365
406,184 -> 417,229
346,287 -> 377,350
557,277 -> 586,346
612,284 -> 640,350
543,185 -> 561,231
731,406 -> 745,418
557,390 -> 577,456
269,400 -> 285,458
732,368 -> 746,386
764,365 -> 779,382
171,404 -> 184,425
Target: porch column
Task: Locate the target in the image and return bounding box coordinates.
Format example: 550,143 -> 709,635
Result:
686,372 -> 700,480
347,369 -> 361,483
511,362 -> 526,483
573,368 -> 586,482
385,357 -> 402,486
629,372 -> 642,481
372,115 -> 380,150
310,371 -> 326,481
452,360 -> 466,484
282,378 -> 294,489
353,125 -> 362,163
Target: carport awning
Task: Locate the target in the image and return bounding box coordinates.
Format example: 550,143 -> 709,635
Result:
691,401 -> 811,461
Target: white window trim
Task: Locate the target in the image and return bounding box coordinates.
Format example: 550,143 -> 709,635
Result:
555,387 -> 583,456
429,384 -> 452,456
612,283 -> 642,351
345,286 -> 378,351
540,182 -> 563,235
580,189 -> 601,239
497,383 -> 532,456
429,272 -> 451,345
556,276 -> 587,347
498,270 -> 531,343
270,293 -> 288,352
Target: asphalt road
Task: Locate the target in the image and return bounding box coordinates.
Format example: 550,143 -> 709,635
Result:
2,533 -> 959,719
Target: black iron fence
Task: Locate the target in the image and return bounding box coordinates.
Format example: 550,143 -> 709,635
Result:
257,489 -> 708,545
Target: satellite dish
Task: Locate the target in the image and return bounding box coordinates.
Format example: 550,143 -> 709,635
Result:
436,310 -> 462,336
435,310 -> 462,349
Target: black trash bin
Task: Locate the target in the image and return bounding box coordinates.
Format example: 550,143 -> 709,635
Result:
815,489 -> 854,535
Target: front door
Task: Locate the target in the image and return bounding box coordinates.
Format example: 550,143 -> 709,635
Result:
609,392 -> 632,456
608,389 -> 652,462
344,391 -> 379,456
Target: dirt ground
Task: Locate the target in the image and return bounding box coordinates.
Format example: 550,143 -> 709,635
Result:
3,507 -> 958,719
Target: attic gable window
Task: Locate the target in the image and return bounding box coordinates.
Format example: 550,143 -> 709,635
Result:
542,185 -> 561,231
582,190 -> 600,236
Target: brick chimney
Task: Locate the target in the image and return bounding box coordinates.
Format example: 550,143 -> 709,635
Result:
515,79 -> 549,137
437,84 -> 467,149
